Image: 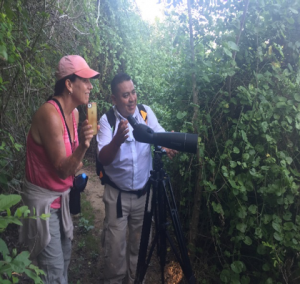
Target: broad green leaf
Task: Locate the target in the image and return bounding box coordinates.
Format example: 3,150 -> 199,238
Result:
272,221 -> 281,232
285,116 -> 292,124
176,111 -> 187,120
12,251 -> 31,272
0,238 -> 9,257
293,94 -> 300,102
231,261 -> 244,274
261,121 -> 268,133
244,236 -> 252,245
255,227 -> 262,239
241,275 -> 250,284
283,222 -> 294,231
223,47 -> 232,57
229,179 -> 238,188
237,206 -> 247,218
231,275 -> 241,284
227,41 -> 239,51
236,223 -> 247,233
289,7 -> 298,14
280,160 -> 286,167
265,134 -> 274,143
242,153 -> 249,160
40,213 -> 50,220
24,268 -> 43,283
14,206 -> 30,218
283,212 -> 292,221
211,202 -> 224,214
230,161 -> 237,168
248,205 -> 257,214
0,219 -> 9,231
274,232 -> 283,241
233,147 -> 240,154
14,143 -> 22,151
0,216 -> 22,228
0,262 -> 13,274
262,263 -> 270,271
220,269 -> 230,283
0,195 -> 21,211
285,157 -> 293,165
241,130 -> 248,142
257,244 -> 266,255
0,45 -> 8,61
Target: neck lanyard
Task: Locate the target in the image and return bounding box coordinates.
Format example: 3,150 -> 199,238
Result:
50,98 -> 74,152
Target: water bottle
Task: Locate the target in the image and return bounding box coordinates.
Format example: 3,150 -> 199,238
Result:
73,173 -> 88,192
70,173 -> 88,215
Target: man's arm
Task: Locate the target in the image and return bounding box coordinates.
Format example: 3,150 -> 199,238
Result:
97,118 -> 129,166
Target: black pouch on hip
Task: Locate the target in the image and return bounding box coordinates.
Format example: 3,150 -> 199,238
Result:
69,173 -> 88,215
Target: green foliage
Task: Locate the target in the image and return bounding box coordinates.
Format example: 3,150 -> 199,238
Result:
152,0 -> 300,282
1,0 -> 300,282
0,195 -> 45,283
0,130 -> 23,192
78,217 -> 94,234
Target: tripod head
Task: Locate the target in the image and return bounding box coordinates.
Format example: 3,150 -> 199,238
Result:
127,115 -> 198,154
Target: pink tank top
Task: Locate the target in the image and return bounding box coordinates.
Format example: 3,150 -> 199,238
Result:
25,100 -> 79,208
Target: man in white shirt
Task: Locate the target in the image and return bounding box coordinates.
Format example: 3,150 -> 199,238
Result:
96,73 -> 176,284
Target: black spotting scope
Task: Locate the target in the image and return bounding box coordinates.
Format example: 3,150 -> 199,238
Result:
127,115 -> 198,154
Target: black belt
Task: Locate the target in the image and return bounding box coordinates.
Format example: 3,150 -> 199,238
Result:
116,186 -> 148,218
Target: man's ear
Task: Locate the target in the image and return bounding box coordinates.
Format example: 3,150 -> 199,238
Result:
111,95 -> 116,105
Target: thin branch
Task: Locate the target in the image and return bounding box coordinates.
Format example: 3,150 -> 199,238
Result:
59,13 -> 83,20
232,0 -> 250,61
0,64 -> 19,71
96,0 -> 100,27
72,24 -> 90,35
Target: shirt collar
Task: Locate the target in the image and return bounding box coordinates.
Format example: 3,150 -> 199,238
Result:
112,105 -> 139,121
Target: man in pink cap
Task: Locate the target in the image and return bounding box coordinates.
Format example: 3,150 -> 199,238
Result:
20,55 -> 99,284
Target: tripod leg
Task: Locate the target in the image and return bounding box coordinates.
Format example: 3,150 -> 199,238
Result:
162,178 -> 196,284
135,181 -> 155,284
136,148 -> 195,284
157,181 -> 167,284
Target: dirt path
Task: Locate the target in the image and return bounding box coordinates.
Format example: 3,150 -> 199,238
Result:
83,167 -> 105,233
69,166 -> 106,283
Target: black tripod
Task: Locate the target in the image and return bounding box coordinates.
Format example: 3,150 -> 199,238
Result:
135,146 -> 196,284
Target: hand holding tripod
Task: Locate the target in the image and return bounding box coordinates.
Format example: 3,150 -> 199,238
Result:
135,146 -> 196,284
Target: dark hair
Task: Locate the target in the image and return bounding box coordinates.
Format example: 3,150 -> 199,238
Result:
54,74 -> 79,96
111,73 -> 132,95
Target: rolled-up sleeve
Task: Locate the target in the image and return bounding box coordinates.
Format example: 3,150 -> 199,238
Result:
96,115 -> 112,156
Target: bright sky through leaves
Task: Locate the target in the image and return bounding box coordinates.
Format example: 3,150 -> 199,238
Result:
135,0 -> 165,23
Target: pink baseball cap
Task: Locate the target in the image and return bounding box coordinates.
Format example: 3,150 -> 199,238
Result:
55,55 -> 100,80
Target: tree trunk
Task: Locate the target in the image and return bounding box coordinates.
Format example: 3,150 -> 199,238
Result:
187,0 -> 202,259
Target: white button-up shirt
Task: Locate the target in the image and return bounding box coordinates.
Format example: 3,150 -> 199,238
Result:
96,105 -> 165,191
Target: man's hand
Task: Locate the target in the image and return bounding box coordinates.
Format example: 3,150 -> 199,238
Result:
162,147 -> 178,159
98,120 -> 129,166
112,120 -> 129,147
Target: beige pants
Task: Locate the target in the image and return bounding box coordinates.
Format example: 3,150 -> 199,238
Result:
102,184 -> 147,284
